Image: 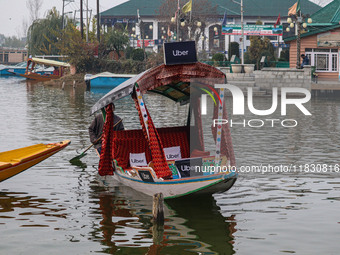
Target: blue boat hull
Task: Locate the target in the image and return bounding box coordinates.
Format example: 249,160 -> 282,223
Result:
0,68 -> 26,76
88,76 -> 132,94
3,70 -> 53,77
90,77 -> 131,88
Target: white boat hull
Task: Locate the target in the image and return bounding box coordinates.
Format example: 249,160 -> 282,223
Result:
97,170 -> 237,199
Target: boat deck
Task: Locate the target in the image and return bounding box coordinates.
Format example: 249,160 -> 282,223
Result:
0,144 -> 54,164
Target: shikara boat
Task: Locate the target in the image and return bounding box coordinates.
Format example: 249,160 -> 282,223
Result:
0,62 -> 52,76
0,62 -> 27,76
91,44 -> 236,199
14,57 -> 70,81
0,140 -> 70,182
84,72 -> 135,93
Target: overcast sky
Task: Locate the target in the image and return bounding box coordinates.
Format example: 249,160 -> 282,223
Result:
0,0 -> 128,37
0,0 -> 332,38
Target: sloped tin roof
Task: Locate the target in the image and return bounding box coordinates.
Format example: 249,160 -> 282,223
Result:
100,0 -> 321,18
311,0 -> 340,23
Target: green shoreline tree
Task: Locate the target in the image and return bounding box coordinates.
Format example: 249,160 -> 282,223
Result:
27,7 -> 63,56
246,20 -> 275,69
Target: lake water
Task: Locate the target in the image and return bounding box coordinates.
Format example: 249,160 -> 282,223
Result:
0,76 -> 339,254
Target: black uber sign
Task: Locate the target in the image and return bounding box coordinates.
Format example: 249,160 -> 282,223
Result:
164,41 -> 197,65
175,157 -> 203,178
138,170 -> 155,183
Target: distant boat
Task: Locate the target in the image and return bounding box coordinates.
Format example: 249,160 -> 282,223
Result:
0,62 -> 27,76
3,63 -> 54,77
10,57 -> 70,81
0,140 -> 70,182
85,72 -> 135,92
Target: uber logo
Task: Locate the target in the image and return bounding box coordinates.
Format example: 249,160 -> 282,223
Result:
172,50 -> 189,57
164,41 -> 197,65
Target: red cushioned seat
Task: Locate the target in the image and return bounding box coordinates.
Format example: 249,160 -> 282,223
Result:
157,126 -> 190,159
112,126 -> 190,169
112,129 -> 150,169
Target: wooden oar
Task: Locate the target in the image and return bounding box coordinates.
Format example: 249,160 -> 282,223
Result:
70,118 -> 122,162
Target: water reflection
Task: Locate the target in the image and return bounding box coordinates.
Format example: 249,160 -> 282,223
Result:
88,186 -> 152,254
88,183 -> 236,254
165,195 -> 236,254
0,192 -> 67,226
69,157 -> 88,169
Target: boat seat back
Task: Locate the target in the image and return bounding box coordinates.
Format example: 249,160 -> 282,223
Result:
113,129 -> 151,169
157,126 -> 190,159
112,126 -> 190,169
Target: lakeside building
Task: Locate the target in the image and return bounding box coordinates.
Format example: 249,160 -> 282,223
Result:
0,48 -> 27,64
285,0 -> 340,80
99,0 -> 320,57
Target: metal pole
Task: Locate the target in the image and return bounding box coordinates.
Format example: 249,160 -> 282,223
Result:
277,34 -> 280,60
141,22 -> 146,60
61,0 -> 65,29
80,0 -> 84,39
177,0 -> 180,42
228,34 -> 231,60
296,13 -> 301,69
86,0 -> 89,42
241,0 -> 244,65
201,27 -> 205,51
189,0 -> 193,40
190,0 -> 192,22
97,0 -> 100,42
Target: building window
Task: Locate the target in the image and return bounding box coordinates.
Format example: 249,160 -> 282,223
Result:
305,49 -> 338,72
315,54 -> 329,71
332,54 -> 338,71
